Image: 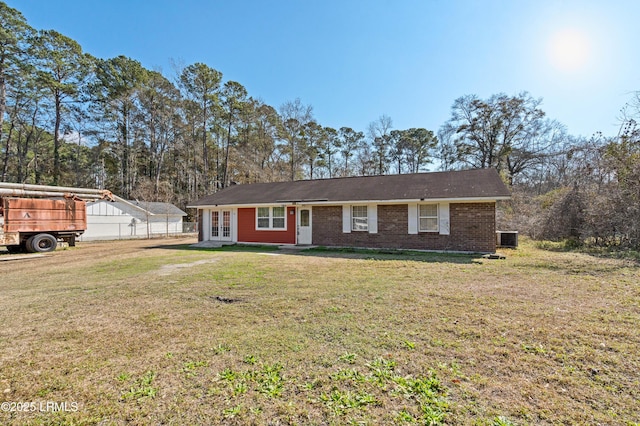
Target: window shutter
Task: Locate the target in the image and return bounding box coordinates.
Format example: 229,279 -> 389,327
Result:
439,203 -> 450,235
408,203 -> 418,234
368,204 -> 378,234
203,209 -> 211,240
199,209 -> 211,241
342,205 -> 351,233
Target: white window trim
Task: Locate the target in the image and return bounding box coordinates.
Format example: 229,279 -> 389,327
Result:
410,202 -> 450,235
351,205 -> 368,232
256,206 -> 287,231
419,204 -> 439,233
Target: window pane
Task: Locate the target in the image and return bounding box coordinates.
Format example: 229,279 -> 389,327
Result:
419,204 -> 437,217
222,211 -> 231,237
420,217 -> 438,232
272,218 -> 285,228
352,217 -> 368,231
272,206 -> 285,217
300,209 -> 309,227
352,205 -> 367,218
419,204 -> 438,232
257,207 -> 270,229
351,206 -> 368,231
211,211 -> 219,237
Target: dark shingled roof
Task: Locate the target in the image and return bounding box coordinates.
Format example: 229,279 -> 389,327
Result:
189,168 -> 510,207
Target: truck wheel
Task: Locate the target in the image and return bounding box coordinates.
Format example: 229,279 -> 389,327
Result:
24,237 -> 35,253
29,234 -> 58,253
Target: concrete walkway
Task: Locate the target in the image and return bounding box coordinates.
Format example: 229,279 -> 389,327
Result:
190,241 -> 317,251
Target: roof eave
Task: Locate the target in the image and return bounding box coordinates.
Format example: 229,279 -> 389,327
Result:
189,195 -> 510,209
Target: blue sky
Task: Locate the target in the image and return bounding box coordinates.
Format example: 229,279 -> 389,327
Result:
8,0 -> 640,138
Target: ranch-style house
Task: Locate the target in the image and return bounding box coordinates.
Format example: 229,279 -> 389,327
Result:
188,168 -> 511,253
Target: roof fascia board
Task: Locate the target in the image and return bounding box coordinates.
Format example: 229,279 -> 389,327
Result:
189,196 -> 510,209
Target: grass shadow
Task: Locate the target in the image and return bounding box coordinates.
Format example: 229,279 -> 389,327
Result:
146,243 -> 280,252
295,246 -> 483,264
147,241 -> 484,264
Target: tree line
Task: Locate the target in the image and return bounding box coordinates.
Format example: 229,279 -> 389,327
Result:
0,3 -> 438,205
440,91 -> 640,249
1,2 -> 639,249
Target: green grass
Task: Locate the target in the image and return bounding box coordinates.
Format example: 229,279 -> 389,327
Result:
0,237 -> 638,425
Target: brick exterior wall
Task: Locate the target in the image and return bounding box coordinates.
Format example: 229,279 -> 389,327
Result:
312,203 -> 496,252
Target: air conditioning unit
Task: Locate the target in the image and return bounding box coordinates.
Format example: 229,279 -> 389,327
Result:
496,231 -> 518,248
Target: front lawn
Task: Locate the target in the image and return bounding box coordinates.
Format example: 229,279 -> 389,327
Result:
0,238 -> 638,425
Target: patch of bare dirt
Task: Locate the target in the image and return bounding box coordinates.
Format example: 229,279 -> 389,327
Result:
157,258 -> 218,276
0,236 -> 198,275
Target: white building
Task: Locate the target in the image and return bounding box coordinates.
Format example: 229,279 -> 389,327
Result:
81,198 -> 187,241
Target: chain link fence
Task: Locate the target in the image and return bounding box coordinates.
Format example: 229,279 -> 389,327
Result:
79,222 -> 197,241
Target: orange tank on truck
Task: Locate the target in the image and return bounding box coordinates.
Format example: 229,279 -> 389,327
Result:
0,183 -> 113,253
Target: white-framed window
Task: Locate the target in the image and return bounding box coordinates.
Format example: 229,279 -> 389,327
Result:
256,206 -> 286,230
272,206 -> 285,228
419,204 -> 439,232
351,205 -> 368,231
257,207 -> 270,228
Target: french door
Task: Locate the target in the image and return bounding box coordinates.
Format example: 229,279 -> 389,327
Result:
211,210 -> 232,241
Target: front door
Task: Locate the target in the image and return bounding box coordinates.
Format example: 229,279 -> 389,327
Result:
297,207 -> 312,245
211,210 -> 232,241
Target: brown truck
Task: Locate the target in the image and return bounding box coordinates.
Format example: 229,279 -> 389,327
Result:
0,184 -> 112,253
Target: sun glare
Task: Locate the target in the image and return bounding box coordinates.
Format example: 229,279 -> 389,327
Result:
547,28 -> 590,73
